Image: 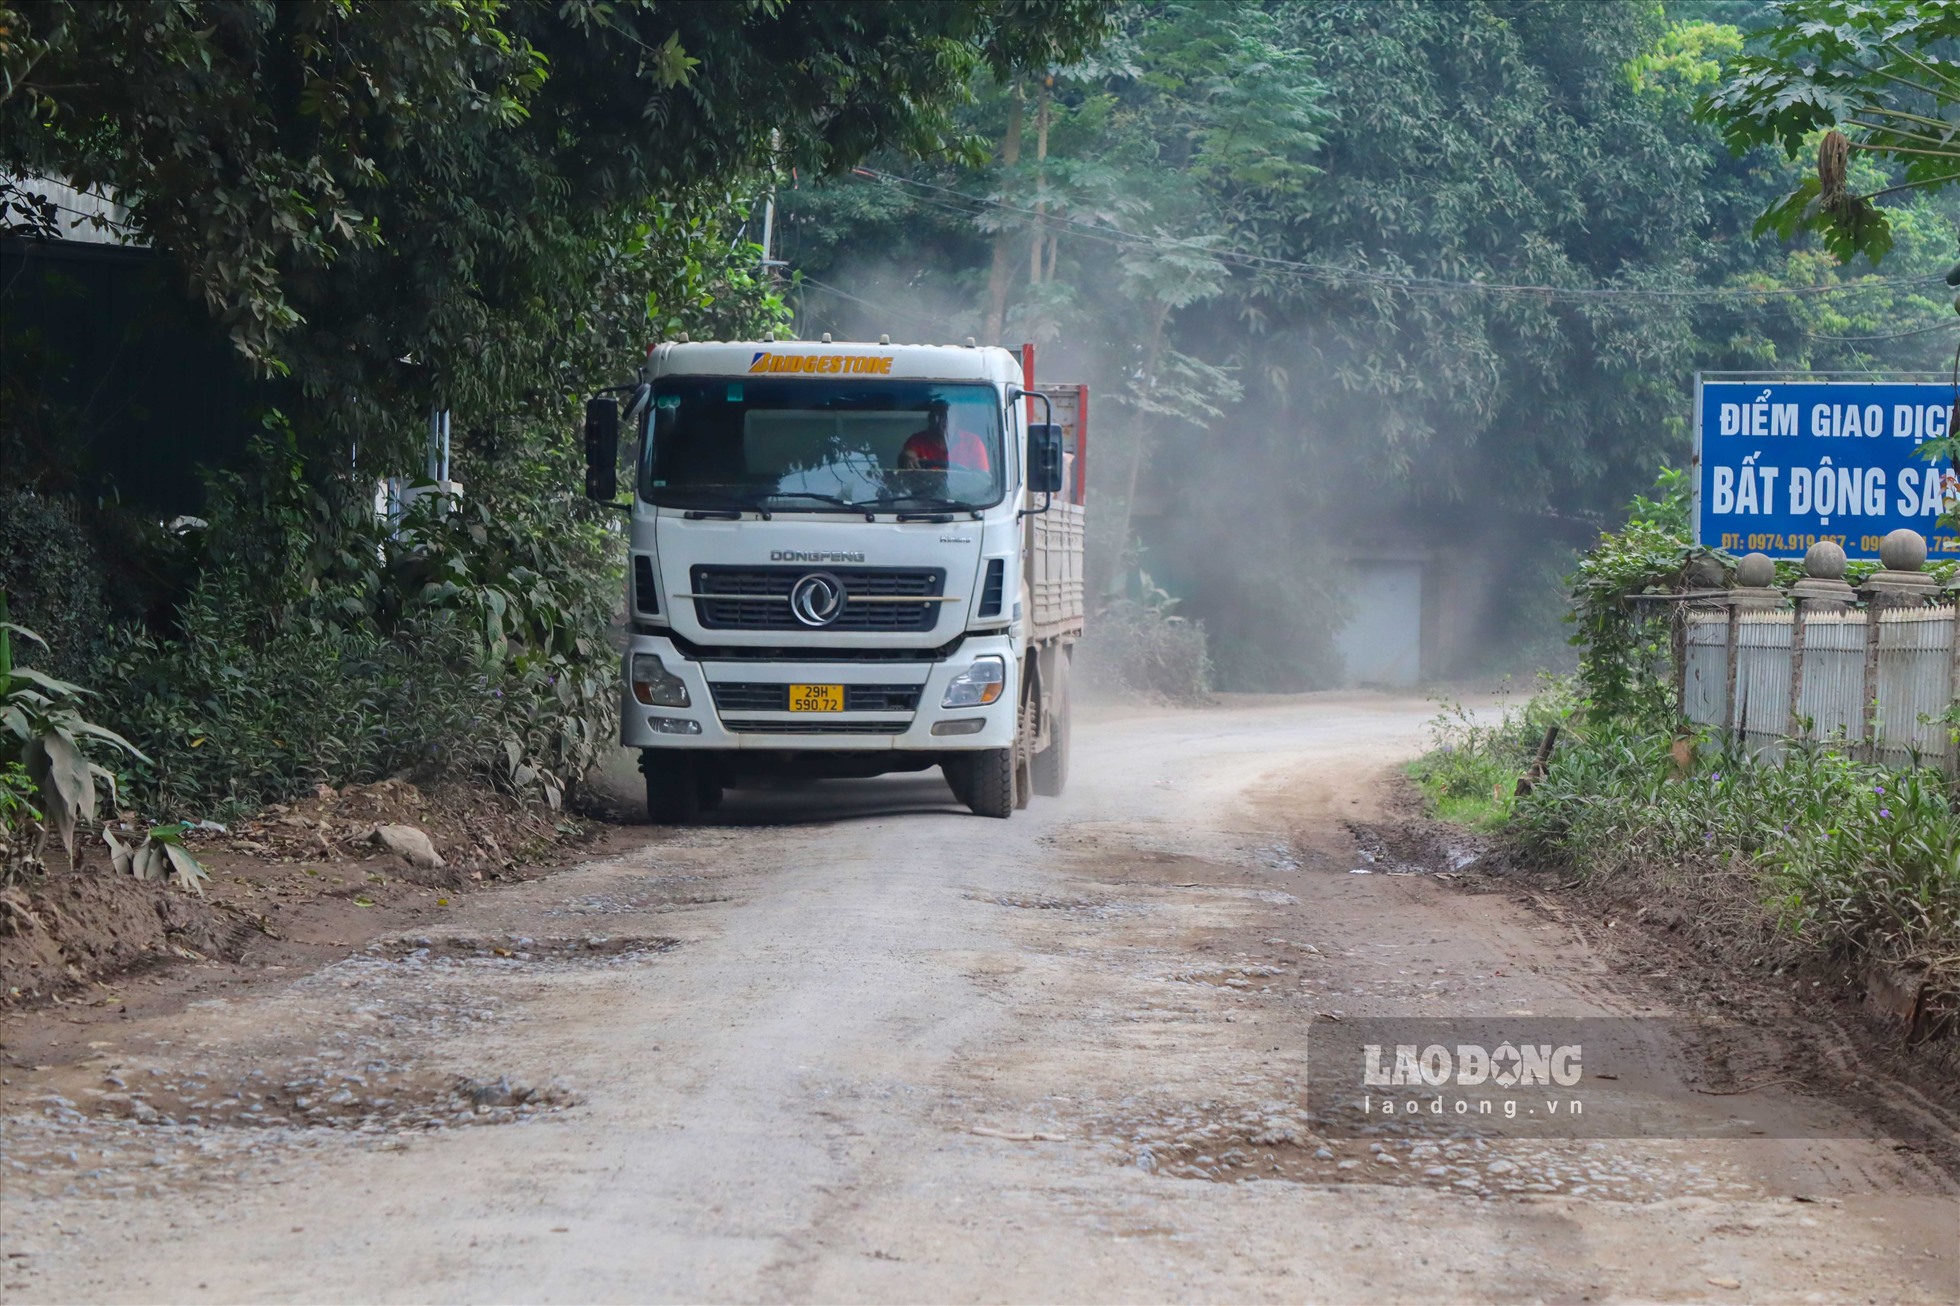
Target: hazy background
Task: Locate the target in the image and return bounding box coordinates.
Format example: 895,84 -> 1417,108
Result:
770,0 -> 1960,694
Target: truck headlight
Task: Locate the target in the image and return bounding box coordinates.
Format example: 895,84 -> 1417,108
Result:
942,655 -> 1006,708
630,654 -> 690,707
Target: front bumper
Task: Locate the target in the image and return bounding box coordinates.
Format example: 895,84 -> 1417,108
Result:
618,633 -> 1018,751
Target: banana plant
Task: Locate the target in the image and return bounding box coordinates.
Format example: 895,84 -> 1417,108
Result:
1,601 -> 147,863
103,822 -> 209,896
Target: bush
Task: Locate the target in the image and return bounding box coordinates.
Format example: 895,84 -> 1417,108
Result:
0,491 -> 111,682
1508,717 -> 1959,986
1076,574 -> 1212,703
1407,681 -> 1577,831
1407,464 -> 1960,1022
95,432 -> 619,818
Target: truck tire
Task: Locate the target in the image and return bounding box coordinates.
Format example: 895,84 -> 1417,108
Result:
1013,664 -> 1036,810
1032,667 -> 1070,797
957,748 -> 1016,819
641,751 -> 702,824
696,763 -> 724,813
941,758 -> 971,808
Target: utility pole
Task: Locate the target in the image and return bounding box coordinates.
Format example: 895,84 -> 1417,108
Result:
426,405 -> 450,484
760,129 -> 786,273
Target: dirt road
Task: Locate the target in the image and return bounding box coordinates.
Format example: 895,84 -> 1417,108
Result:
3,694 -> 1954,1302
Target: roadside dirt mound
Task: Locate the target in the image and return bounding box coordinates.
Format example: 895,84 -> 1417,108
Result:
1356,796 -> 1960,1161
0,876 -> 244,999
187,776 -> 563,876
1,776 -> 626,1003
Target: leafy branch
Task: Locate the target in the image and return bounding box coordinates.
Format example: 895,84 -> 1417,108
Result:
1703,0 -> 1960,263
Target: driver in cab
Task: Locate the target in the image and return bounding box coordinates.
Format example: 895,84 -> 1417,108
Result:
897,400 -> 991,474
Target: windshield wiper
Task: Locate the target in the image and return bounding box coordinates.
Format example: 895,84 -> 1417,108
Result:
761,490 -> 877,520
665,491 -> 772,520
863,492 -> 982,519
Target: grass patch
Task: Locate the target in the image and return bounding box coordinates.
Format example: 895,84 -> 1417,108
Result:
1410,680 -> 1960,1013
1406,684 -> 1574,832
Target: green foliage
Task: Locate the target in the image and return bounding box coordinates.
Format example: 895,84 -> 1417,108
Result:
1703,0 -> 1960,263
789,0 -> 1960,687
0,611 -> 145,864
0,761 -> 38,826
0,492 -> 111,681
1510,718 -> 1959,981
1076,570 -> 1212,702
98,434 -> 619,817
104,821 -> 209,897
1408,683 -> 1581,831
0,759 -> 41,877
1629,19 -> 1743,94
0,0 -> 1108,443
1568,466 -> 1717,720
1414,673 -> 1959,1001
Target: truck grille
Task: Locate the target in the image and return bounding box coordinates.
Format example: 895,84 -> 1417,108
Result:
666,633 -> 966,663
722,720 -> 909,735
709,683 -> 923,713
689,566 -> 946,632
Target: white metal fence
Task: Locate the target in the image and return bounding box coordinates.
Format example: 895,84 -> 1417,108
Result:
1682,603 -> 1957,772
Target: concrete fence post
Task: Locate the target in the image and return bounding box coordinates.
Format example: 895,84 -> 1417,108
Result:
1722,604 -> 1740,735
1860,595 -> 1883,763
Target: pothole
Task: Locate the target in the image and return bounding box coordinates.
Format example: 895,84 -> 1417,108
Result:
967,889 -> 1153,922
1164,962 -> 1289,990
1257,844 -> 1302,872
1345,821 -> 1490,878
1077,1097 -> 1757,1201
978,890 -> 1104,910
54,1065 -> 579,1133
364,933 -> 682,965
545,894 -> 734,917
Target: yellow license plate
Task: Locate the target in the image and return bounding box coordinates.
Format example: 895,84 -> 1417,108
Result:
788,684 -> 844,712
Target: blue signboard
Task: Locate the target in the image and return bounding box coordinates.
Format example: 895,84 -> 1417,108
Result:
1695,377 -> 1957,560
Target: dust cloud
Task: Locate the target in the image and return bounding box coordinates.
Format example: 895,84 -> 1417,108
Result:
788,256 -> 1581,695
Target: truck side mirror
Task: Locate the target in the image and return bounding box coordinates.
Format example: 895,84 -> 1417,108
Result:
584,396 -> 619,501
1028,422 -> 1065,496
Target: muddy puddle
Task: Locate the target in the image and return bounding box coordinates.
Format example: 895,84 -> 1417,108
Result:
1344,820 -> 1491,879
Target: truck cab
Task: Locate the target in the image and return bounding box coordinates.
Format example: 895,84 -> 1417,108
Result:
583,337 -> 1086,821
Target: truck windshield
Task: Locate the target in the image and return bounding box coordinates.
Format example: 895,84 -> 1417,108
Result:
639,378 -> 1004,513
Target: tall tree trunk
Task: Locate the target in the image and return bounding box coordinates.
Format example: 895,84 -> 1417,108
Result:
983,83 -> 1024,345
1029,75 -> 1050,288
1113,300 -> 1172,564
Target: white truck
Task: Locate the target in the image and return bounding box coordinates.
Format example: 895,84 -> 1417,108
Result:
581,337 -> 1086,821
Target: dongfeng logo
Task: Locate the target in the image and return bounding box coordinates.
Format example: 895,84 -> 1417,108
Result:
771,549 -> 865,563
790,572 -> 847,627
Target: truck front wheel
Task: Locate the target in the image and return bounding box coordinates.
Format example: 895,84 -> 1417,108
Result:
641,750 -> 703,824
952,748 -> 1016,819
1032,667 -> 1070,797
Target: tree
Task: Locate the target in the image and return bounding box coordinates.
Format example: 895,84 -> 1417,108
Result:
781,0 -> 1958,689
1703,0 -> 1960,263
0,0 -> 1115,816
0,0 -> 1111,469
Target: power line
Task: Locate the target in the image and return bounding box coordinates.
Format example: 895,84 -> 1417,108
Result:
796,275 -> 965,332
850,167 -> 1947,306
1800,319 -> 1960,342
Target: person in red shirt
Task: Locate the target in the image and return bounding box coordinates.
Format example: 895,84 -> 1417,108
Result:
898,401 -> 991,473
